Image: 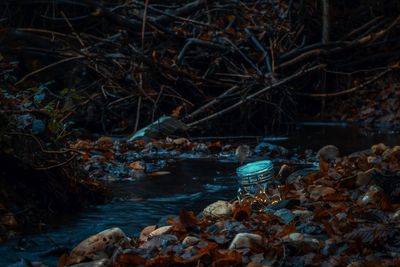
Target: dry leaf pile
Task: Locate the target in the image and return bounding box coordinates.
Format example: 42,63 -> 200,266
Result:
60,143 -> 400,267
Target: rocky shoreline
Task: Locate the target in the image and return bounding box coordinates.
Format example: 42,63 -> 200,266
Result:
55,143 -> 400,267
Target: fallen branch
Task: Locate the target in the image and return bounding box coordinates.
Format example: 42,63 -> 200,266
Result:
295,64 -> 398,97
188,64 -> 326,127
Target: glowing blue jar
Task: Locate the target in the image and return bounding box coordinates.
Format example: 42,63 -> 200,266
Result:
236,160 -> 280,205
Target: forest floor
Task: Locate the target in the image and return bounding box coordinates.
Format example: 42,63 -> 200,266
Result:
55,140 -> 400,267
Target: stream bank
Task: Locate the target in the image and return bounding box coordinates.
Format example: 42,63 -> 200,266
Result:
0,124 -> 399,266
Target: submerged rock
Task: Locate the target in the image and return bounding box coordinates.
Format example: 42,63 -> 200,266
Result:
66,228 -> 130,265
203,200 -> 233,219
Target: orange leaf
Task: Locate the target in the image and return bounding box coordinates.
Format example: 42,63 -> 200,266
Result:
57,253 -> 68,267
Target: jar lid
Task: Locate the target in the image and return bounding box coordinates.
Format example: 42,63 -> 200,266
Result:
236,160 -> 273,177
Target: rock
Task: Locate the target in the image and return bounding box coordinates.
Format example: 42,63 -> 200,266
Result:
149,225 -> 172,237
383,145 -> 400,160
203,200 -> 233,219
139,225 -> 157,242
139,234 -> 178,250
308,185 -> 336,201
371,143 -> 387,155
292,210 -> 314,219
317,145 -> 339,165
172,137 -> 190,146
235,145 -> 251,164
69,259 -> 111,267
128,161 -> 145,171
358,185 -> 392,210
193,143 -> 208,153
392,209 -> 400,221
367,156 -> 381,164
228,233 -> 262,250
182,236 -> 200,247
285,233 -> 320,253
274,209 -> 295,224
66,228 -> 130,265
277,164 -> 292,181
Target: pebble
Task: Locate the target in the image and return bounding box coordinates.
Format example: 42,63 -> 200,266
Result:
274,209 -> 295,224
149,225 -> 172,237
139,225 -> 157,242
182,236 -> 200,247
292,210 -> 314,219
371,143 -> 387,155
203,200 -> 233,219
285,232 -> 321,253
228,233 -> 262,250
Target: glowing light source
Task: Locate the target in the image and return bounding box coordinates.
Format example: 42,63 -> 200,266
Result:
236,160 -> 281,206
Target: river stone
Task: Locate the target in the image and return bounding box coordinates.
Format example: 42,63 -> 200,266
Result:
66,228 -> 130,265
182,236 -> 201,247
139,225 -> 157,242
203,200 -> 233,219
229,233 -> 262,250
317,145 -> 339,164
274,209 -> 295,224
69,259 -> 111,267
292,210 -> 314,219
149,225 -> 172,237
285,233 -> 320,253
371,143 -> 387,155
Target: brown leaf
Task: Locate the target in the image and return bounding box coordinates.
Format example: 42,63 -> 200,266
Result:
232,204 -> 251,221
319,159 -> 329,175
114,253 -> 147,267
179,210 -> 199,228
211,250 -> 242,267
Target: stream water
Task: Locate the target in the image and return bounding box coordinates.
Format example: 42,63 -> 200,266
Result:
0,123 -> 399,266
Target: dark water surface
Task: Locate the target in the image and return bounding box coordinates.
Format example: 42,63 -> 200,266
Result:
0,124 -> 399,266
